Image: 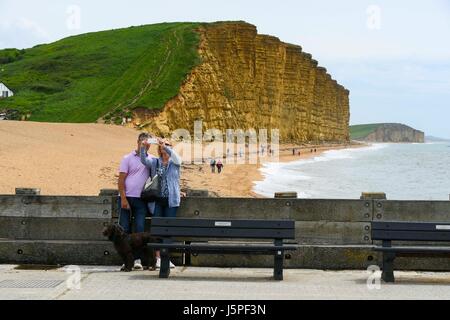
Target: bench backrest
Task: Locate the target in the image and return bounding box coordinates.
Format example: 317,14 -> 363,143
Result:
372,221 -> 450,242
150,218 -> 296,240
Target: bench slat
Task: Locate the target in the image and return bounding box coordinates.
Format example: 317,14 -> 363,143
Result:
372,222 -> 450,232
147,243 -> 297,253
151,218 -> 295,229
374,246 -> 450,254
372,230 -> 450,242
151,226 -> 295,239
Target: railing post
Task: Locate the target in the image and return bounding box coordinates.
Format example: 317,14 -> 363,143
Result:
186,189 -> 209,197
274,192 -> 298,199
99,189 -> 118,197
360,192 -> 386,200
15,188 -> 40,195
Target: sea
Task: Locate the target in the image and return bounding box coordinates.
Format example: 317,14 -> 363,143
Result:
253,142 -> 450,200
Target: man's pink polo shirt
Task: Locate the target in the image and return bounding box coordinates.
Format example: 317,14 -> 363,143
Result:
119,151 -> 152,198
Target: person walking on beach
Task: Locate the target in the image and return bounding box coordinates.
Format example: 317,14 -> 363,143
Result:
118,132 -> 153,270
140,138 -> 182,269
216,160 -> 224,174
210,159 -> 216,173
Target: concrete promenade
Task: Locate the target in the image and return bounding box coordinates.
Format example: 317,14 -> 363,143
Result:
0,265 -> 449,300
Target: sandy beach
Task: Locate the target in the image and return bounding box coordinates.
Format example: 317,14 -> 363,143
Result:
0,121 -> 365,197
180,141 -> 366,198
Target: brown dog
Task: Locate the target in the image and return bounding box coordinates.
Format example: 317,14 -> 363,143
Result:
103,224 -> 157,272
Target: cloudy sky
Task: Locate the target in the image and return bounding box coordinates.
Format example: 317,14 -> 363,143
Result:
1,0 -> 449,138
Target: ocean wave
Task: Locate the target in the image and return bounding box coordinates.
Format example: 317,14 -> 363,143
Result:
422,141 -> 448,145
269,143 -> 389,168
253,143 -> 389,197
253,142 -> 450,200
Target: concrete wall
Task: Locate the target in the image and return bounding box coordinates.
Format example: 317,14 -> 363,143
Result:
0,195 -> 118,265
1,194 -> 450,271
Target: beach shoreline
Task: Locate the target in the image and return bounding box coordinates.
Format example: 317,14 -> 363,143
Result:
0,120 -> 367,197
181,141 -> 368,198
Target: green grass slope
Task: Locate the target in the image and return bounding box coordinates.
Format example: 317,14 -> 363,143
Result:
349,124 -> 382,140
0,22 -> 200,123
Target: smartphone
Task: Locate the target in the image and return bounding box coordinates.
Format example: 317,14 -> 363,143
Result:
147,138 -> 158,145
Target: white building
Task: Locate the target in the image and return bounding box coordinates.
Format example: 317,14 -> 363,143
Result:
0,82 -> 14,98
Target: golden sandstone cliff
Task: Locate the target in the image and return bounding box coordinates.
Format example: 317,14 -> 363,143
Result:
135,22 -> 350,143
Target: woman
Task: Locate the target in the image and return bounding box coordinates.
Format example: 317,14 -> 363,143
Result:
216,160 -> 224,174
140,137 -> 182,269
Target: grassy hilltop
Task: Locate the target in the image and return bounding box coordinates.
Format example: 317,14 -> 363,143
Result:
349,124 -> 382,140
0,23 -> 200,123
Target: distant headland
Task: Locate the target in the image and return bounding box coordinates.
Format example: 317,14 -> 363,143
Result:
350,123 -> 425,143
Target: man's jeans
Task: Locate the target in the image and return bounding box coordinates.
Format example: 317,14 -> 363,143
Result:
118,197 -> 148,234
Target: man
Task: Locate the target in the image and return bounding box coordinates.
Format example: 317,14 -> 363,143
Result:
118,132 -> 156,270
210,158 -> 216,173
216,160 -> 224,174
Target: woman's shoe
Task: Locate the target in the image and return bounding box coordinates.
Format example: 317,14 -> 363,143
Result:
133,259 -> 143,270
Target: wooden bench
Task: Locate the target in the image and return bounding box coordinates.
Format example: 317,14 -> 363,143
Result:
372,221 -> 450,282
148,217 -> 297,280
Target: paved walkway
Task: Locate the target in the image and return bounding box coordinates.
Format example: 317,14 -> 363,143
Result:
0,265 -> 449,300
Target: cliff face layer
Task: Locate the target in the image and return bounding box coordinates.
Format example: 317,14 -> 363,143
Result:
136,22 -> 350,142
365,124 -> 425,143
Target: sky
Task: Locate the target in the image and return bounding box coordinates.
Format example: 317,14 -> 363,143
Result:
1,0 -> 449,138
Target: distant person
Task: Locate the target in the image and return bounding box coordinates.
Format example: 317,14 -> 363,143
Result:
140,137 -> 182,269
216,160 -> 224,174
210,159 -> 216,173
314,148 -> 317,153
292,148 -> 296,156
118,132 -> 153,270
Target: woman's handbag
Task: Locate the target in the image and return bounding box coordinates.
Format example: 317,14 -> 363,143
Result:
141,158 -> 161,202
141,174 -> 160,202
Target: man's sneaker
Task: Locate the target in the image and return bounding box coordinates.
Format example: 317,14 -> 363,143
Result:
133,259 -> 143,270
155,258 -> 175,269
